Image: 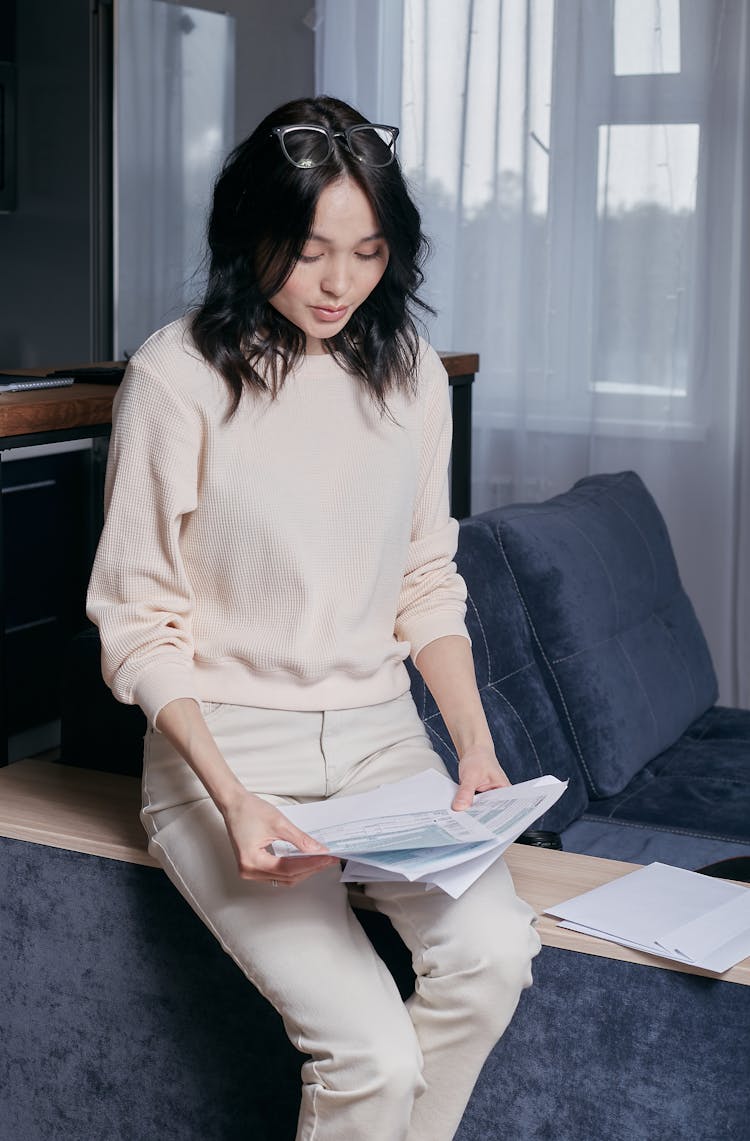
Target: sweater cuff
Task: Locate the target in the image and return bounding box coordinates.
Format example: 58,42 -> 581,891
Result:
131,659 -> 201,731
405,615 -> 472,667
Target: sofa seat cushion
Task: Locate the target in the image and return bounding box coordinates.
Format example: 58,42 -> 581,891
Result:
407,516 -> 589,833
564,705 -> 750,866
490,471 -> 718,799
579,706 -> 750,851
560,818 -> 750,871
683,704 -> 750,742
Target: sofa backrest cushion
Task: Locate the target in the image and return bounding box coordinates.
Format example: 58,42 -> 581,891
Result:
407,516 -> 589,833
490,471 -> 717,798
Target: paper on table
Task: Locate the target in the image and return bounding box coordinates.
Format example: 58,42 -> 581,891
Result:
654,891 -> 750,973
556,917 -> 750,974
553,922 -> 693,962
546,862 -> 750,973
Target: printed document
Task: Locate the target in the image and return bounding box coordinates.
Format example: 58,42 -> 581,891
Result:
273,770 -> 567,897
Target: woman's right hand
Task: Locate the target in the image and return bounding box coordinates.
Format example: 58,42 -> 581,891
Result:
155,699 -> 338,888
221,788 -> 339,887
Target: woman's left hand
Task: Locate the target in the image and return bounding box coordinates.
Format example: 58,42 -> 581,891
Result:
452,743 -> 511,810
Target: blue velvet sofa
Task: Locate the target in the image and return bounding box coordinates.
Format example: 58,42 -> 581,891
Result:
61,469 -> 750,871
408,469 -> 750,872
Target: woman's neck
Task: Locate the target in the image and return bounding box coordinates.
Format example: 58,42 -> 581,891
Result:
305,335 -> 327,355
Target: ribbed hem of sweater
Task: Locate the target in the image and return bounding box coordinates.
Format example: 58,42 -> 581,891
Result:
146,658 -> 421,731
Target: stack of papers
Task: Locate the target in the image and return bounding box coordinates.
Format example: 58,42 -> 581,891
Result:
273,769 -> 567,897
545,862 -> 750,974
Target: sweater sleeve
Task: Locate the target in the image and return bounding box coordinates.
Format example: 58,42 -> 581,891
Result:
86,359 -> 203,728
394,347 -> 471,664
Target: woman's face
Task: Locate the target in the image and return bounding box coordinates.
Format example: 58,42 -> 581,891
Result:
268,177 -> 389,354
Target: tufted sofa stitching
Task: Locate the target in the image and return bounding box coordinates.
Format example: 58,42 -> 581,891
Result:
646,734 -> 750,773
579,814 -> 750,845
601,486 -> 658,605
549,602 -> 694,664
420,672 -> 546,777
486,684 -> 544,779
491,521 -> 597,794
653,611 -> 699,708
420,662 -> 537,723
560,512 -> 621,630
591,768 -> 657,817
483,662 -> 536,687
465,590 -> 491,682
615,634 -> 659,745
424,720 -> 458,763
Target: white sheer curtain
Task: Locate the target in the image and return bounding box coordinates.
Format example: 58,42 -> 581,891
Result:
115,0 -> 234,358
317,0 -> 749,706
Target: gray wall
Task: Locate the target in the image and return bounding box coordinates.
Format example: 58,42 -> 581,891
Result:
0,0 -> 315,369
185,0 -> 315,140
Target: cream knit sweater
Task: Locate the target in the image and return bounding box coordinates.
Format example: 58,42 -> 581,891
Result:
86,318 -> 470,727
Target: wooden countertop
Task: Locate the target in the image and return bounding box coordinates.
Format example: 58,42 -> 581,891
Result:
0,383 -> 119,439
439,352 -> 479,377
0,353 -> 478,441
0,758 -> 747,987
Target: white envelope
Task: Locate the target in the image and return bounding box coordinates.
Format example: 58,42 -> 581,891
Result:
546,862 -> 750,974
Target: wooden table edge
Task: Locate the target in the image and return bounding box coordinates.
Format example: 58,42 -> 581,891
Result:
0,383 -> 119,438
438,351 -> 479,376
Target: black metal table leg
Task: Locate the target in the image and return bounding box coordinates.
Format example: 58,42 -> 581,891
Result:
0,456 -> 7,766
449,374 -> 473,520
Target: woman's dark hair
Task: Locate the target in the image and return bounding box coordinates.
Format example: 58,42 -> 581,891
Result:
190,95 -> 433,416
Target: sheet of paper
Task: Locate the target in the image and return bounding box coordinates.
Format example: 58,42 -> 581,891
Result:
341,843 -> 507,898
336,777 -> 566,895
465,775 -> 563,837
546,862 -> 750,973
278,768 -> 457,834
274,769 -> 567,896
274,772 -> 565,859
418,843 -> 513,898
340,860 -> 400,884
546,862 -> 744,947
273,770 -> 490,856
654,892 -> 750,972
347,780 -> 565,880
273,806 -> 494,858
556,921 -> 693,962
343,838 -> 499,880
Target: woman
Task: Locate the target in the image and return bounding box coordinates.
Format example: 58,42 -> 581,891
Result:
87,95 -> 540,1141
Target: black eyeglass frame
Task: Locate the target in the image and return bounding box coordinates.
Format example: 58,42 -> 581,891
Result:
271,123 -> 400,169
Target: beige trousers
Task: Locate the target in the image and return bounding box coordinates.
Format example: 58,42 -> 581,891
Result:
141,690 -> 541,1141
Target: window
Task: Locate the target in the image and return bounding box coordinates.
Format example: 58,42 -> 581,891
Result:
545,0 -> 713,431
397,0 -> 717,435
